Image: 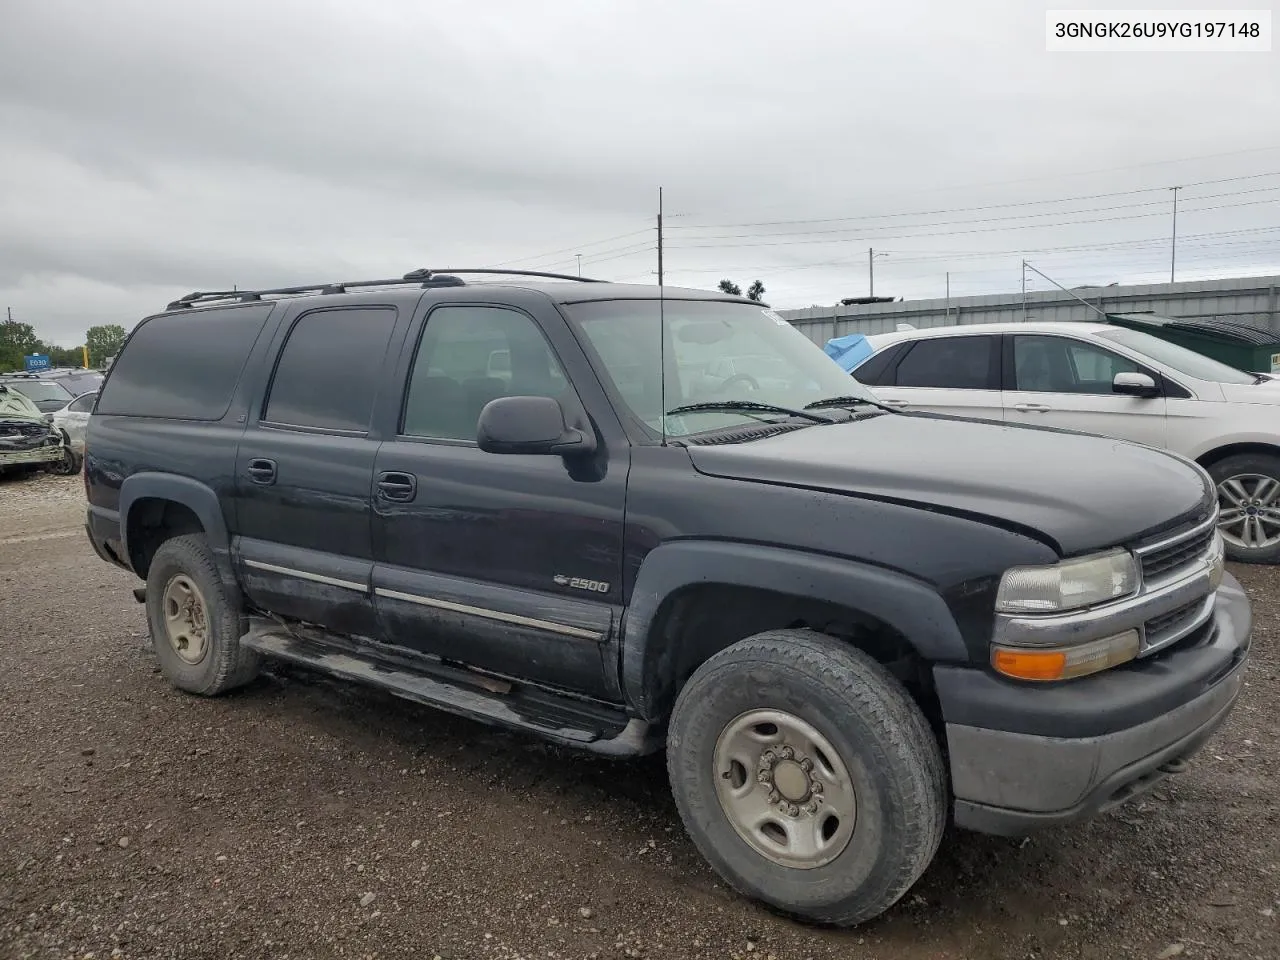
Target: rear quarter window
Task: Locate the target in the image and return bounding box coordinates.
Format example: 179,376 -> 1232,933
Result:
96,304 -> 275,420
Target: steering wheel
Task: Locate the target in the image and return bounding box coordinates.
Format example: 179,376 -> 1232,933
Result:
714,372 -> 760,394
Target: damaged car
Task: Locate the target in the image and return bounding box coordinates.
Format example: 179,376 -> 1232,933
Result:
0,383 -> 81,477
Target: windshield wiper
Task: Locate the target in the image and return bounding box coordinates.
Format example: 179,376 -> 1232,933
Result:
804,395 -> 898,414
664,400 -> 835,424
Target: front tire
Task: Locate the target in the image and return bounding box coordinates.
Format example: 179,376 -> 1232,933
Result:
1208,452 -> 1280,563
666,629 -> 946,927
145,534 -> 260,695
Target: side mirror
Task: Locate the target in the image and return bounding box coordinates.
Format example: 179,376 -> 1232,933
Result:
476,396 -> 596,457
1113,371 -> 1160,398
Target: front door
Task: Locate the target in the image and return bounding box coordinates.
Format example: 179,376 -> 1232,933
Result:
370,302 -> 627,699
233,305 -> 401,636
1002,334 -> 1167,448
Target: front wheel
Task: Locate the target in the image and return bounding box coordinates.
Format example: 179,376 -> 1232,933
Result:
1208,452 -> 1280,564
666,629 -> 946,927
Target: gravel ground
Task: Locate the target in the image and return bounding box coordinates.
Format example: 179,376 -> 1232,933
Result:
1,473 -> 1277,960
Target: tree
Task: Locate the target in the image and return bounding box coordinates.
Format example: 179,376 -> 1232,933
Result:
717,279 -> 766,301
85,324 -> 127,367
0,321 -> 40,372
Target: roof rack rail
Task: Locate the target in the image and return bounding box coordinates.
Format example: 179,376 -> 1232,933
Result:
165,267 -> 604,311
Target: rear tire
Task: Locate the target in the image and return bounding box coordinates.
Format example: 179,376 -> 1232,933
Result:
145,534 -> 260,695
1207,452 -> 1280,564
666,628 -> 946,927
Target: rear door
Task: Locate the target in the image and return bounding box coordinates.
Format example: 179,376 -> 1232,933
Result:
232,304 -> 402,636
1002,334 -> 1167,447
870,334 -> 1004,419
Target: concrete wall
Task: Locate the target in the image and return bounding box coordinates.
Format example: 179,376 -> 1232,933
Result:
778,274 -> 1280,346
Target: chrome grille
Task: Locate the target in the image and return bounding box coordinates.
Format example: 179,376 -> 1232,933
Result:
1137,514 -> 1216,584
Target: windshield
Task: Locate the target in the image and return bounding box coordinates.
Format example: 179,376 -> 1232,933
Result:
4,380 -> 74,403
564,299 -> 874,437
1094,328 -> 1259,385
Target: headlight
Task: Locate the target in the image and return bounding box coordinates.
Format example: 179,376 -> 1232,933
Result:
995,549 -> 1140,614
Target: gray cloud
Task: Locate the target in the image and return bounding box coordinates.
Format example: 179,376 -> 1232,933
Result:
2,0 -> 1277,345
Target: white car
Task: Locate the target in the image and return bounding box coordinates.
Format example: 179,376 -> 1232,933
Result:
851,321 -> 1280,563
49,391 -> 96,456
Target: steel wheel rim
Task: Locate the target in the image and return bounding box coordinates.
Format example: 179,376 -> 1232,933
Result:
161,574 -> 210,665
712,708 -> 857,870
1217,473 -> 1280,551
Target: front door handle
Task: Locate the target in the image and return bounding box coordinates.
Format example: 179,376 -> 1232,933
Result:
879,398 -> 909,407
1013,403 -> 1051,413
377,471 -> 417,503
246,457 -> 277,485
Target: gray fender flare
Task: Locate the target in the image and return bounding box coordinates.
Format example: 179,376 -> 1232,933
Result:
118,472 -> 234,581
620,540 -> 967,720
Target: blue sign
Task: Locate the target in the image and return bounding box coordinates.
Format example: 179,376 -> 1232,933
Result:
24,354 -> 51,372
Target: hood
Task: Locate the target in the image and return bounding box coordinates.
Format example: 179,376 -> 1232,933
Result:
1217,379 -> 1280,405
685,413 -> 1212,556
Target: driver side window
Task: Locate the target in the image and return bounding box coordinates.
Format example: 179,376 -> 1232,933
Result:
1012,336 -> 1140,395
402,306 -> 572,441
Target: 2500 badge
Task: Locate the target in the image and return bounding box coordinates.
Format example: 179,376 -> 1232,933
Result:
553,575 -> 610,594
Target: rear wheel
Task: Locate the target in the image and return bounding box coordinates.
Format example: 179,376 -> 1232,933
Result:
145,534 -> 259,695
1208,452 -> 1280,563
666,628 -> 946,926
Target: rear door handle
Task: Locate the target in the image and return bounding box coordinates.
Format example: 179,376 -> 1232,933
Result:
1013,403 -> 1051,413
377,471 -> 417,502
246,458 -> 277,484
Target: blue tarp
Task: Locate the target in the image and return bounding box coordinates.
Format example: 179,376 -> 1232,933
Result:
823,333 -> 872,372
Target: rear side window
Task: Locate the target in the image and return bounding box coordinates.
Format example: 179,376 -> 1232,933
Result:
96,304 -> 274,419
264,307 -> 397,432
894,336 -> 998,389
852,342 -> 908,386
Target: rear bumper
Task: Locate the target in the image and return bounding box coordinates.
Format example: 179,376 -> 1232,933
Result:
941,572 -> 1251,836
86,505 -> 130,572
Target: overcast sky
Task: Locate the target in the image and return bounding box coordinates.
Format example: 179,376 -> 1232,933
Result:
2,0 -> 1278,346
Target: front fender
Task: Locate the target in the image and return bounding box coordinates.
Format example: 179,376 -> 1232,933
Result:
620,540 -> 968,720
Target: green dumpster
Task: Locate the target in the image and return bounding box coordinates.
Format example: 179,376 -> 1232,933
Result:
1106,312 -> 1280,375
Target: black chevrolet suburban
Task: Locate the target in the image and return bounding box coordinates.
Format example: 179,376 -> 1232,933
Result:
84,270 -> 1251,926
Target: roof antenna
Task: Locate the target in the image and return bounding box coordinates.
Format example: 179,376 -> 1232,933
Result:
657,185 -> 667,447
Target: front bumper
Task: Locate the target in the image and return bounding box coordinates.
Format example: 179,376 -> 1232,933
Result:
0,443 -> 64,467
940,572 -> 1251,836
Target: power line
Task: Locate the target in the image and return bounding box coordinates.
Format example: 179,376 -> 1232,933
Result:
665,167 -> 1280,231
485,226 -> 652,267
665,196 -> 1280,251
681,144 -> 1280,222
667,183 -> 1280,241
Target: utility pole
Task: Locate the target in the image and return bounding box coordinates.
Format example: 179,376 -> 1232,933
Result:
868,248 -> 887,298
575,254 -> 582,277
657,187 -> 664,287
945,272 -> 950,320
1021,259 -> 1028,322
1170,185 -> 1180,283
